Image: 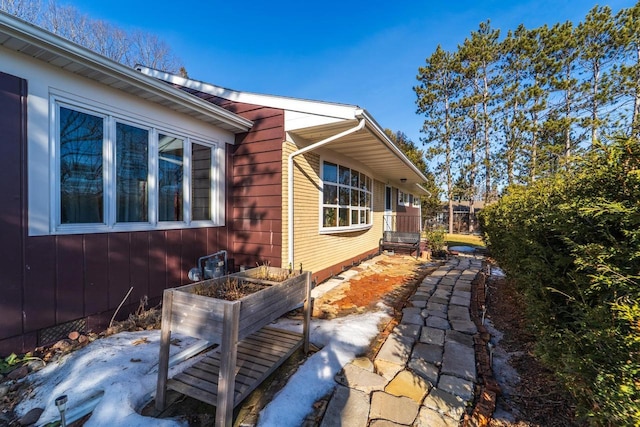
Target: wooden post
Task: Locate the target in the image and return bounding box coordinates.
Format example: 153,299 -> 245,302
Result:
155,289 -> 174,411
216,301 -> 240,427
302,271 -> 312,354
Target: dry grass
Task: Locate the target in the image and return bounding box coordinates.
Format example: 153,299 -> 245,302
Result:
191,278 -> 267,301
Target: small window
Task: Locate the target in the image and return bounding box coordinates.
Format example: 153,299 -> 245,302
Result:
321,161 -> 372,231
191,142 -> 212,221
413,195 -> 421,207
158,135 -> 184,222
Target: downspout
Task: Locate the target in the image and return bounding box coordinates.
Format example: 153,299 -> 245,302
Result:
287,118 -> 366,268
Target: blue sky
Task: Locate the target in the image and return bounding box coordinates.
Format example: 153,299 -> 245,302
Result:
67,0 -> 634,147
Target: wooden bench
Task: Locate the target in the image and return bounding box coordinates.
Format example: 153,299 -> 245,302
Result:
379,231 -> 421,258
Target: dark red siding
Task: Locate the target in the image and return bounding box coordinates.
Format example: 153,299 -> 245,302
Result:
0,74 -> 287,355
180,88 -> 286,269
0,73 -> 242,355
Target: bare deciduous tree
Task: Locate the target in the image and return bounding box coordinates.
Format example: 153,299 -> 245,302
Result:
1,0 -> 182,72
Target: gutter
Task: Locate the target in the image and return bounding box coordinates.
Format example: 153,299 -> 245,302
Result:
287,118 -> 366,268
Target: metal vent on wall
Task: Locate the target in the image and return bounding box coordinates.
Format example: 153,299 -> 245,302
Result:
38,319 -> 87,346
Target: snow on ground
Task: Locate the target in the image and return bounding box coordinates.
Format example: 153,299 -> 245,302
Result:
260,310 -> 390,427
16,331 -> 201,426
16,309 -> 390,427
484,318 -> 522,422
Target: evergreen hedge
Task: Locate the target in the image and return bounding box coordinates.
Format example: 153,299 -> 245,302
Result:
479,138 -> 640,425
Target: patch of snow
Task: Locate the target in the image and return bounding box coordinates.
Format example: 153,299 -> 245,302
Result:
490,266 -> 506,277
16,331 -> 200,427
258,311 -> 390,426
484,318 -> 523,421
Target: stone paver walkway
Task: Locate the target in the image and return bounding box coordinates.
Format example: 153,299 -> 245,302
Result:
320,255 -> 482,427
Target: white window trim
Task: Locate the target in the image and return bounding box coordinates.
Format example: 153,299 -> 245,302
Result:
319,159 -> 373,234
50,96 -> 224,235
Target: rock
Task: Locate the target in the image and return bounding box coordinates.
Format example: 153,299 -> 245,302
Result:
385,369 -> 431,403
68,331 -> 80,340
18,407 -> 43,426
369,391 -> 419,425
7,365 -> 28,381
0,383 -> 10,399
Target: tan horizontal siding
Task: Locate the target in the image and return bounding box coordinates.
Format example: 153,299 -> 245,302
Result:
283,141 -> 385,278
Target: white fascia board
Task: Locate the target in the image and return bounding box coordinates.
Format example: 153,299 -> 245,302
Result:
137,65 -> 360,120
0,12 -> 252,133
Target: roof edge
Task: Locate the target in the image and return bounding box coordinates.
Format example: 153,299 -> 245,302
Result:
137,65 -> 361,120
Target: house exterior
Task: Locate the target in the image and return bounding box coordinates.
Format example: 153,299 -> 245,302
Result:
137,66 -> 429,281
0,11 -> 428,355
430,200 -> 485,233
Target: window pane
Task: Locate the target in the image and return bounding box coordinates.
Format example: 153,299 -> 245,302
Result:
360,210 -> 366,223
158,134 -> 183,221
116,123 -> 148,222
323,162 -> 337,183
366,192 -> 371,207
59,107 -> 104,224
323,207 -> 337,227
360,173 -> 366,189
339,208 -> 349,226
339,166 -> 350,185
339,187 -> 350,206
323,184 -> 337,204
360,190 -> 366,207
351,170 -> 359,188
351,189 -> 358,206
192,143 -> 212,221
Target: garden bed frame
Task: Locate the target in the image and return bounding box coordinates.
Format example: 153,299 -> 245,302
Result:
155,267 -> 312,427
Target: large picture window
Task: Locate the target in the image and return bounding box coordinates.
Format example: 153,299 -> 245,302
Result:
54,100 -> 221,233
321,161 -> 372,231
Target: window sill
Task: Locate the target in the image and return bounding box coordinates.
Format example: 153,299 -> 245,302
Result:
319,224 -> 372,235
51,221 -> 223,235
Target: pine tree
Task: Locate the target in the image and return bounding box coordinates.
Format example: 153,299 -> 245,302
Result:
415,45 -> 461,233
576,5 -> 617,145
545,21 -> 580,159
459,21 -> 501,205
616,2 -> 640,138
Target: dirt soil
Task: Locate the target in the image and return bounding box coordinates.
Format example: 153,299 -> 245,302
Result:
485,271 -> 581,427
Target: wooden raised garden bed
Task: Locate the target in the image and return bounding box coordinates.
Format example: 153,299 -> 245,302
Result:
155,267 -> 312,427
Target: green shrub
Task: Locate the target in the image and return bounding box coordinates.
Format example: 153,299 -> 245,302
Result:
425,227 -> 447,254
479,137 -> 640,425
